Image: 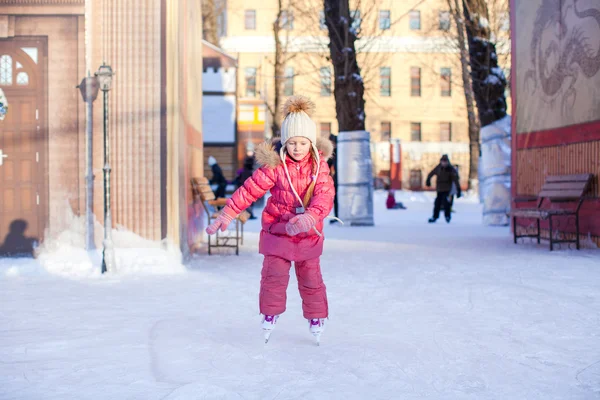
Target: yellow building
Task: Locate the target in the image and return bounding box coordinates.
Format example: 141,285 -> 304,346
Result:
219,0 -> 510,189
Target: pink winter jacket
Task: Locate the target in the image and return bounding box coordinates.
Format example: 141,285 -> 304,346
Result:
225,137 -> 335,261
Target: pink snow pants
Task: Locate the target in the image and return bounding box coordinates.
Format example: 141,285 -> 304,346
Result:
259,255 -> 328,319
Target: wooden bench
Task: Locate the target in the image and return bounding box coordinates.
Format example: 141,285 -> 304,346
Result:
510,174 -> 594,250
191,177 -> 250,255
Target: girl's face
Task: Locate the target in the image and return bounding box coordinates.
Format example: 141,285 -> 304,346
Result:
286,138 -> 311,161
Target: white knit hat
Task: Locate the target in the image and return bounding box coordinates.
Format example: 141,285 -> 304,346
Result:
280,95 -> 317,146
279,95 -> 321,211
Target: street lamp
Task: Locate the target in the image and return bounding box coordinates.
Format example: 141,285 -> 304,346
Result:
77,73 -> 100,251
95,63 -> 116,274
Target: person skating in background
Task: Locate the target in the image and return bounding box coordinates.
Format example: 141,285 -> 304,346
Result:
234,154 -> 257,219
448,159 -> 460,213
425,154 -> 461,223
206,95 -> 335,345
385,183 -> 407,210
208,156 -> 228,199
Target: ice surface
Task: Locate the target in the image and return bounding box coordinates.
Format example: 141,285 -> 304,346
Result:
1,191 -> 599,399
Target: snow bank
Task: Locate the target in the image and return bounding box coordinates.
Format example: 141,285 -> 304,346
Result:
1,209 -> 185,279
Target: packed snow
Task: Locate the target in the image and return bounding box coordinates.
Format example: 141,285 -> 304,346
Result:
1,191 -> 600,400
483,74 -> 501,85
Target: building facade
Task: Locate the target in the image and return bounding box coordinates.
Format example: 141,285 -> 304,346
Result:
217,0 -> 511,190
0,0 -> 203,257
202,40 -> 238,181
511,0 -> 600,246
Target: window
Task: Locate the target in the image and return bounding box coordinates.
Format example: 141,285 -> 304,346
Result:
410,169 -> 423,190
441,67 -> 452,97
245,67 -> 257,97
320,122 -> 332,138
284,67 -> 294,96
411,122 -> 422,142
319,11 -> 327,30
16,72 -> 29,85
410,67 -> 421,97
380,67 -> 391,97
245,10 -> 256,30
379,10 -> 391,30
440,122 -> 452,141
281,10 -> 294,30
0,55 -> 13,85
409,10 -> 421,30
499,11 -> 510,32
217,9 -> 227,37
320,67 -> 332,96
381,122 -> 391,141
439,11 -> 451,31
21,47 -> 38,64
351,10 -> 361,33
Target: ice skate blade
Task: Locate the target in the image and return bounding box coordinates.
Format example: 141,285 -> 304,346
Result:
263,330 -> 272,344
312,333 -> 321,346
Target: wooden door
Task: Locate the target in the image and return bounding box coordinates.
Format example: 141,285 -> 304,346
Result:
0,40 -> 46,256
409,169 -> 422,190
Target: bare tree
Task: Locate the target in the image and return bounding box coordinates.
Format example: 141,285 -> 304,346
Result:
447,0 -> 480,190
322,0 -> 367,131
266,0 -> 291,137
291,0 -> 401,112
462,0 -> 508,127
202,0 -> 220,46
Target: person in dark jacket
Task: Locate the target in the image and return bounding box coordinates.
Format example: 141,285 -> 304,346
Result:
234,155 -> 257,219
208,156 -> 228,199
425,154 -> 461,223
447,156 -> 460,213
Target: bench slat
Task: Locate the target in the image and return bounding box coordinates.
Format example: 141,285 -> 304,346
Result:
546,174 -> 592,183
539,190 -> 585,199
510,209 -> 548,219
541,182 -> 589,191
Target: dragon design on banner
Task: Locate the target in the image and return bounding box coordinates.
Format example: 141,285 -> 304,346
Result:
525,0 -> 600,119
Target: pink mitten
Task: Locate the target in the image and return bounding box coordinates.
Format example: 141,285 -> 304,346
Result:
206,207 -> 236,235
285,213 -> 317,236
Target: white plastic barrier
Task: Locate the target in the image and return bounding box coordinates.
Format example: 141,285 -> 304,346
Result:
337,130 -> 374,226
479,115 -> 512,226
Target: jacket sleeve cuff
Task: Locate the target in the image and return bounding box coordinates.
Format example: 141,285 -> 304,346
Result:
221,206 -> 238,220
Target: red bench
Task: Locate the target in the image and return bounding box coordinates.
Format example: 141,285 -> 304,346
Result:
510,174 -> 594,250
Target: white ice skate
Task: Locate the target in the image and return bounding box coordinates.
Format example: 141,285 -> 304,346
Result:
262,314 -> 279,343
309,318 -> 326,346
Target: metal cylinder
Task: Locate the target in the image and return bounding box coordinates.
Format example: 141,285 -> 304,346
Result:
337,130 -> 374,226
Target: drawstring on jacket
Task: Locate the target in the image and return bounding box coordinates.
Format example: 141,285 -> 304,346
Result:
280,145 -> 327,237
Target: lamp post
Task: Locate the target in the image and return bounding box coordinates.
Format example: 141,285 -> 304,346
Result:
77,73 -> 100,251
95,63 -> 116,274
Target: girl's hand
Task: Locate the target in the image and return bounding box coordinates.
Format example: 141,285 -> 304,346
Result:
206,208 -> 236,235
285,213 -> 316,236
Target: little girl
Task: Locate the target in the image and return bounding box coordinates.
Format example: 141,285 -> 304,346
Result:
206,95 -> 335,345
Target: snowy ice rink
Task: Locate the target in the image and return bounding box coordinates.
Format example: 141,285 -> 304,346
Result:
1,191 -> 600,399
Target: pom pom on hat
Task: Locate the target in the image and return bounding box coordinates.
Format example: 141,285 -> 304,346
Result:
282,95 -> 315,118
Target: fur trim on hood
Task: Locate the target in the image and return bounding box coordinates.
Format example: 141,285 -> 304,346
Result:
255,137 -> 334,168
